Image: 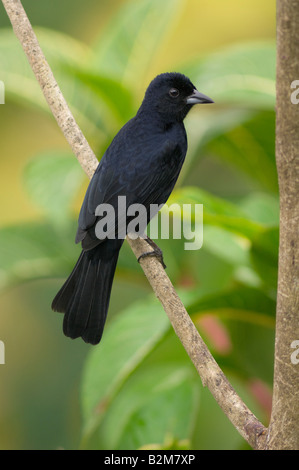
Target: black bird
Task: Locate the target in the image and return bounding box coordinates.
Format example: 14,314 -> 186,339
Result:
52,72 -> 213,345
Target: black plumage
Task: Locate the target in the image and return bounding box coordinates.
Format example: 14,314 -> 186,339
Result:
52,72 -> 213,345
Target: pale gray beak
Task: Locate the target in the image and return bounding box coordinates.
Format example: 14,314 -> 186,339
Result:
186,89 -> 214,104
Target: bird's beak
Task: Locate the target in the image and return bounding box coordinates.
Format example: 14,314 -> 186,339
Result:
186,89 -> 214,105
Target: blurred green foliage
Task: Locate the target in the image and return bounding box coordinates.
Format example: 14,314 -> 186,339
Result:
0,0 -> 276,450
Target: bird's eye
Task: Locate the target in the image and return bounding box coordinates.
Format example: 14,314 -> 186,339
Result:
169,88 -> 179,98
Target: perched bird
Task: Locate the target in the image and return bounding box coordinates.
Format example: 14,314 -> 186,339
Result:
52,72 -> 213,345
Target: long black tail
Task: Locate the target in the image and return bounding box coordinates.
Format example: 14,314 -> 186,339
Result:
52,239 -> 123,345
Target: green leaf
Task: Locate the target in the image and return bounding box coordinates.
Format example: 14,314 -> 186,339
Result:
188,284 -> 276,327
0,28 -> 108,139
0,28 -> 55,110
202,226 -> 250,266
80,296 -> 170,444
182,43 -> 277,193
95,364 -> 198,450
182,108 -> 256,181
186,284 -> 275,385
206,111 -> 277,193
250,227 -> 279,290
223,318 -> 275,384
23,151 -> 85,224
66,67 -> 135,123
0,27 -> 86,107
239,192 -> 279,226
184,41 -> 276,109
191,374 -> 266,449
167,186 -> 265,239
92,0 -> 184,85
0,221 -> 79,289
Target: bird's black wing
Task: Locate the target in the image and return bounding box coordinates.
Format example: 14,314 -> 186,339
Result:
76,138 -> 185,251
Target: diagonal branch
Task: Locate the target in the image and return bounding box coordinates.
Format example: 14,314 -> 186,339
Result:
2,0 -> 267,449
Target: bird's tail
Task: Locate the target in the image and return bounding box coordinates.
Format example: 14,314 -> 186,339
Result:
51,239 -> 123,345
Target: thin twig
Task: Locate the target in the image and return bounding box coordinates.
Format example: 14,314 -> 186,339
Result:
2,0 -> 267,449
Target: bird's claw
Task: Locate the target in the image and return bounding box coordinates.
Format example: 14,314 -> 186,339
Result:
137,238 -> 166,269
137,250 -> 167,269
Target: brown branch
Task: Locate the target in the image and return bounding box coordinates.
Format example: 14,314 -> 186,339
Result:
266,0 -> 299,450
127,237 -> 267,449
2,0 -> 267,449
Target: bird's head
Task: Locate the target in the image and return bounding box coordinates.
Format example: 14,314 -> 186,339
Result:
139,72 -> 214,122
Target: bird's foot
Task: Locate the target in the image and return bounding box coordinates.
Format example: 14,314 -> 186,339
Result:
137,237 -> 166,269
